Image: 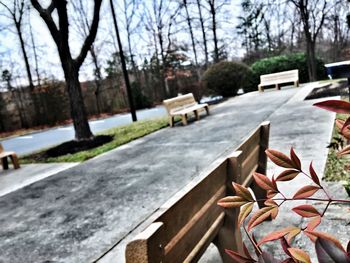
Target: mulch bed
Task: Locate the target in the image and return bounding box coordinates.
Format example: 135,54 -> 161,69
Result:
305,80 -> 349,100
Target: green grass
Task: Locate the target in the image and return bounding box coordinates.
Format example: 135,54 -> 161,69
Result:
21,117 -> 170,163
323,111 -> 350,196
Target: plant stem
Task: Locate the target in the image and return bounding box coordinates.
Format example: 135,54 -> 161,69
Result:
255,197 -> 350,203
243,223 -> 262,255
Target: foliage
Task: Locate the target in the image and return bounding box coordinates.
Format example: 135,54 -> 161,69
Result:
202,61 -> 252,97
21,117 -> 170,163
131,81 -> 152,110
245,53 -> 327,93
217,99 -> 350,261
217,147 -> 350,262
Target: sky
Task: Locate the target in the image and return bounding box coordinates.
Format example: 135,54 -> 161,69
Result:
0,0 -> 243,88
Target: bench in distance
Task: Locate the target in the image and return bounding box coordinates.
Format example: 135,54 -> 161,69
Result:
163,93 -> 209,127
258,69 -> 299,92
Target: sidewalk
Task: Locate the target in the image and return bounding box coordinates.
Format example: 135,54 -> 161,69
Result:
0,84 -> 344,262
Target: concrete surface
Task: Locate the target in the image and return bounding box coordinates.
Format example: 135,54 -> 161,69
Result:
0,84 -> 345,262
0,163 -> 78,197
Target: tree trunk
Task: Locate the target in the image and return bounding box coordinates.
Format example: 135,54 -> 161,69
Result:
16,23 -> 34,90
64,63 -> 93,140
306,41 -> 317,81
209,2 -> 219,63
196,0 -> 209,68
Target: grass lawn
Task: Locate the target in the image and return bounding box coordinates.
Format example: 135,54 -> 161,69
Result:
323,112 -> 350,196
21,117 -> 170,163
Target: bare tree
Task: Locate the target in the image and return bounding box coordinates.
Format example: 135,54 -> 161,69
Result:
31,0 -> 103,140
71,0 -> 104,114
196,0 -> 209,67
289,0 -> 328,81
0,0 -> 34,90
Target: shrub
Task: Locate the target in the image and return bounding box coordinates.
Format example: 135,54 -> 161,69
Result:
202,61 -> 252,97
245,53 -> 327,93
131,82 -> 152,109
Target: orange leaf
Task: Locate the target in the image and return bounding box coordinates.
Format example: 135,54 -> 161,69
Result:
238,202 -> 254,226
313,100 -> 350,114
217,196 -> 248,208
304,231 -> 346,251
335,119 -> 350,139
232,182 -> 254,201
264,199 -> 278,207
258,226 -> 300,246
248,206 -> 277,231
288,247 -> 311,263
293,185 -> 320,199
292,204 -> 320,218
253,172 -> 276,191
290,147 -> 301,170
267,190 -> 278,198
275,170 -> 299,182
341,117 -> 350,133
309,162 -> 320,185
306,216 -> 321,232
337,145 -> 350,156
286,227 -> 302,243
265,149 -> 295,168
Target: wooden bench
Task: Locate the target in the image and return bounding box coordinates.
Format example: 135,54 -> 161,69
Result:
0,143 -> 20,170
163,93 -> 209,127
258,69 -> 299,92
125,121 -> 270,263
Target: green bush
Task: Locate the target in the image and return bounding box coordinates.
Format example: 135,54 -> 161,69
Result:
245,53 -> 327,93
202,61 -> 252,97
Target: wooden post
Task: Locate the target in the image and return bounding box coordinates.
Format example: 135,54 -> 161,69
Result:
213,151 -> 244,262
252,121 -> 270,208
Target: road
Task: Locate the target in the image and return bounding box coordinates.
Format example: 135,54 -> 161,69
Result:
0,106 -> 167,156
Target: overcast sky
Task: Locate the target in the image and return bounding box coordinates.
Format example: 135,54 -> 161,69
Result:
0,0 -> 243,88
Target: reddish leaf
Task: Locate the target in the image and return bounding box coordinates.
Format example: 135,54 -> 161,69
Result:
217,196 -> 248,208
286,227 -> 302,243
304,231 -> 346,251
233,182 -> 254,201
264,199 -> 278,207
347,240 -> 350,255
267,190 -> 278,198
238,202 -> 254,225
288,247 -> 311,263
275,170 -> 299,182
313,100 -> 350,114
225,249 -> 256,263
309,162 -> 320,185
290,147 -> 301,170
258,226 -> 300,246
265,149 -> 295,169
243,242 -> 254,260
264,200 -> 279,219
315,237 -> 350,263
306,216 -> 321,232
337,145 -> 350,156
292,204 -> 320,218
341,117 -> 350,133
248,206 -> 277,231
253,172 -> 276,191
280,237 -> 292,257
257,252 -> 280,263
293,185 -> 320,199
335,119 -> 350,140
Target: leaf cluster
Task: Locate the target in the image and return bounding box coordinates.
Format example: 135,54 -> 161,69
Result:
218,146 -> 350,262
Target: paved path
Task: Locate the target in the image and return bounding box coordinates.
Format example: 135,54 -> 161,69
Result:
0,85 -> 340,262
0,106 -> 166,156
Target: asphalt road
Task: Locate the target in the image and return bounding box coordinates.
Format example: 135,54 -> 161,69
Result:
0,106 -> 167,156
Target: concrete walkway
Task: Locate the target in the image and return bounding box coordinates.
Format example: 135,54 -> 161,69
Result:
0,84 -> 344,262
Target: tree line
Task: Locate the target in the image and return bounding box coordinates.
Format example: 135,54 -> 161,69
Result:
0,0 -> 349,141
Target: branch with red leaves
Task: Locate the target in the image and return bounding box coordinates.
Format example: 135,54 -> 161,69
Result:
217,147 -> 350,263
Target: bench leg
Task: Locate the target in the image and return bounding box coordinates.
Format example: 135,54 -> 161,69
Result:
295,80 -> 299,87
205,106 -> 210,115
168,116 -> 174,127
10,154 -> 20,169
194,110 -> 199,120
275,84 -> 280,90
1,157 -> 9,170
258,85 -> 264,92
181,114 -> 188,126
